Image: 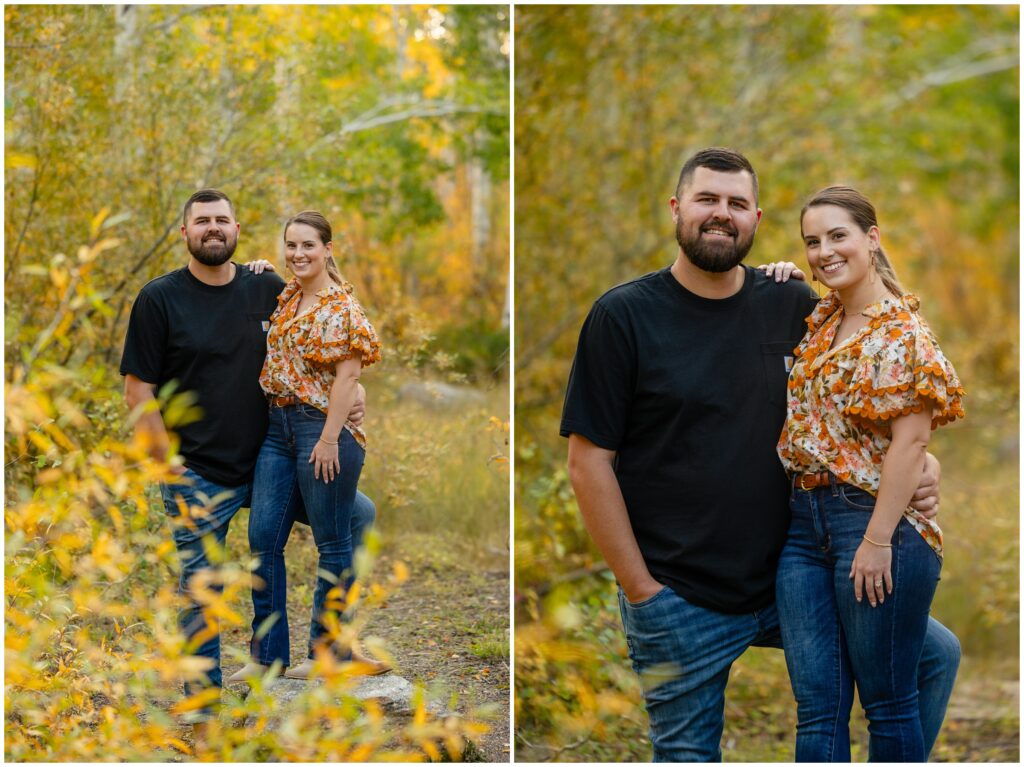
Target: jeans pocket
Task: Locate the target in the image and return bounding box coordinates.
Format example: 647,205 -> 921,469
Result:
839,484 -> 876,511
296,403 -> 327,421
622,585 -> 672,610
160,469 -> 198,517
899,517 -> 945,572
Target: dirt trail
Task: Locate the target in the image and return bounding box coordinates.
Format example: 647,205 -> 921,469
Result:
935,674 -> 1019,762
222,527 -> 510,761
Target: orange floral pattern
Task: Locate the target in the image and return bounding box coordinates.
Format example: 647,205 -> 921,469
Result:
259,279 -> 382,448
777,291 -> 965,558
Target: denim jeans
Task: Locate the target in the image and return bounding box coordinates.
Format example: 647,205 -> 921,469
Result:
350,491 -> 376,553
619,586 -> 784,762
618,582 -> 958,762
296,488 -> 375,549
160,467 -> 251,712
248,403 -> 364,666
294,490 -> 375,549
776,479 -> 944,762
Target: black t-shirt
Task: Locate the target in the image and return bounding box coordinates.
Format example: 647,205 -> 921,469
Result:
120,264 -> 286,487
560,265 -> 820,613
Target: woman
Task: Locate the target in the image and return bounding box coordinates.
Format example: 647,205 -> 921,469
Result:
231,210 -> 382,681
775,187 -> 964,761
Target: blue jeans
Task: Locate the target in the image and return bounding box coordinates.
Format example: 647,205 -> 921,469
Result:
618,583 -> 958,761
776,480 -> 944,762
160,468 -> 251,710
619,586 -> 785,761
296,488 -> 376,550
248,403 -> 365,666
350,491 -> 376,553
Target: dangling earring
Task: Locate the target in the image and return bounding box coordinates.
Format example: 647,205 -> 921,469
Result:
868,249 -> 879,284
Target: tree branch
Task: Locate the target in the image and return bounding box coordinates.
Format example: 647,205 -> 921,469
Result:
5,154 -> 45,282
141,5 -> 214,35
532,564 -> 611,598
306,96 -> 503,158
897,53 -> 1019,103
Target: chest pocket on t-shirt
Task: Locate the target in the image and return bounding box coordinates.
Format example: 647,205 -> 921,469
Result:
247,312 -> 271,352
761,341 -> 798,406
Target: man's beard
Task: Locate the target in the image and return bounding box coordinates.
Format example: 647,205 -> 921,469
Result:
675,217 -> 754,273
188,233 -> 237,266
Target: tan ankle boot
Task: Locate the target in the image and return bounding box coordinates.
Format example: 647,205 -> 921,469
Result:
283,659 -> 315,680
225,662 -> 272,685
351,647 -> 392,676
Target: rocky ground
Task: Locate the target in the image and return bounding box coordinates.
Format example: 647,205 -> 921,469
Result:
219,527 -> 510,761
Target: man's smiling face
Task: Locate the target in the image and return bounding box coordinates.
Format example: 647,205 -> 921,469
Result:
671,166 -> 762,273
182,199 -> 239,266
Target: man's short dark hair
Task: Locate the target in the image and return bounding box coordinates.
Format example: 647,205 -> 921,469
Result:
182,188 -> 235,226
675,147 -> 758,204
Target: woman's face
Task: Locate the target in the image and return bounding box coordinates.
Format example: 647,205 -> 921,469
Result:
284,223 -> 332,281
801,204 -> 879,292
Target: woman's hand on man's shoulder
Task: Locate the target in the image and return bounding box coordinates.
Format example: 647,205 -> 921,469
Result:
757,261 -> 806,283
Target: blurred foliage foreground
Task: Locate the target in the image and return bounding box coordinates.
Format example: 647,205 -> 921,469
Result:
4,230 -> 508,761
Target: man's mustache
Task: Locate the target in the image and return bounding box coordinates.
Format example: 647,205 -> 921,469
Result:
700,223 -> 736,236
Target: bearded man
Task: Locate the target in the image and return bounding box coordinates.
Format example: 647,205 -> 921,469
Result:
560,148 -> 960,761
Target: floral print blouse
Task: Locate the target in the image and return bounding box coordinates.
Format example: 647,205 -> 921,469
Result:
259,279 -> 382,448
777,291 -> 965,557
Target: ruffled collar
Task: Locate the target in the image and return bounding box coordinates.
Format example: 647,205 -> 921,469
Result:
801,290 -> 920,369
861,292 -> 919,319
806,290 -> 919,332
276,277 -> 354,307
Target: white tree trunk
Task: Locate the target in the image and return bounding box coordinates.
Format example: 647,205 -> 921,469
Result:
469,157 -> 491,271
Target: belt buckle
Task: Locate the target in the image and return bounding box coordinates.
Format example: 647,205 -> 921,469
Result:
799,474 -> 814,491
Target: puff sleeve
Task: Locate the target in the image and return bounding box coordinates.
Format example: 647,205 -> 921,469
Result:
303,292 -> 382,369
844,314 -> 965,429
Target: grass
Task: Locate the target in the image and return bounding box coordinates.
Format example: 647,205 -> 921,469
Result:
469,633 -> 509,662
359,382 -> 509,545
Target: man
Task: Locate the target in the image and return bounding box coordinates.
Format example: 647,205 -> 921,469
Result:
560,148 -> 959,761
120,189 -> 382,730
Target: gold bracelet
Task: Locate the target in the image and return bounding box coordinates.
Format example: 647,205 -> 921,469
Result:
863,534 -> 892,548
318,438 -> 339,446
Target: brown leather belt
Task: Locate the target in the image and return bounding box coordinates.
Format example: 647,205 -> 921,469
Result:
793,471 -> 833,491
268,394 -> 299,407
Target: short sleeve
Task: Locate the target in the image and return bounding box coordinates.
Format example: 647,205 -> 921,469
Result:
559,301 -> 636,449
303,296 -> 382,369
844,318 -> 965,429
119,288 -> 166,383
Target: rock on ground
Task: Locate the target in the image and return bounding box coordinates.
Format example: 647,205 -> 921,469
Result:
241,673 -> 448,729
397,381 -> 487,409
